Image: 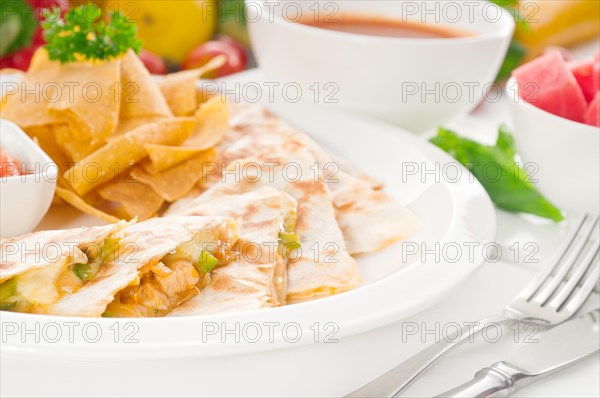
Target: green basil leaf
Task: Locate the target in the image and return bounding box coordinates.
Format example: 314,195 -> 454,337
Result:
431,127 -> 563,222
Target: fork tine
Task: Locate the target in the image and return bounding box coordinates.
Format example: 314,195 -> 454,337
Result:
549,242 -> 599,310
563,252 -> 600,315
531,216 -> 599,304
517,214 -> 588,301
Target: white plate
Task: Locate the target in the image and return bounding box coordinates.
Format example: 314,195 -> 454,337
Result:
0,72 -> 495,397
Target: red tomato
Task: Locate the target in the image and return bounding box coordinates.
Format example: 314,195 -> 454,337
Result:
27,0 -> 65,13
0,147 -> 23,178
216,35 -> 248,66
0,44 -> 40,71
0,1 -> 67,71
182,40 -> 247,78
139,49 -> 167,75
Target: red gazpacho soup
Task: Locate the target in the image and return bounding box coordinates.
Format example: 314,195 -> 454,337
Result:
299,13 -> 471,39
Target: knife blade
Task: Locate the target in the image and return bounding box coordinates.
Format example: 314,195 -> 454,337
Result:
436,309 -> 600,398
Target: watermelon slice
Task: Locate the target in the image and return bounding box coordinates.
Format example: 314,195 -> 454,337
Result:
584,92 -> 600,127
513,50 -> 588,123
569,58 -> 600,103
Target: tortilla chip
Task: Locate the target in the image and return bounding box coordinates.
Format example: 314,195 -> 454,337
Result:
196,85 -> 223,104
50,175 -> 73,206
133,149 -> 216,202
51,195 -> 65,205
159,56 -> 226,116
47,57 -> 121,141
119,49 -> 172,118
159,69 -> 202,117
53,124 -> 104,162
0,68 -> 25,76
64,118 -> 195,195
1,49 -> 62,128
25,125 -> 71,175
143,97 -> 228,172
98,179 -> 164,220
143,145 -> 205,174
187,96 -> 229,147
112,115 -> 168,137
55,187 -> 120,223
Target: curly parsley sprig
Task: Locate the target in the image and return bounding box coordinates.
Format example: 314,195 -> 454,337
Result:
42,3 -> 141,63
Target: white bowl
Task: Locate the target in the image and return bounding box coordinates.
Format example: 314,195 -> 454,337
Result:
0,119 -> 57,238
506,77 -> 600,215
246,0 -> 514,132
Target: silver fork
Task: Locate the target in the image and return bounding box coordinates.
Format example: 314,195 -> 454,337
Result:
348,214 -> 600,398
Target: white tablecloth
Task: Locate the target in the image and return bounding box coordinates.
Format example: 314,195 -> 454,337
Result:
398,209 -> 600,397
389,99 -> 600,397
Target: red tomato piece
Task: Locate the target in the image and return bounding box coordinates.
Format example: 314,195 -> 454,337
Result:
216,35 -> 248,66
139,49 -> 167,75
182,40 -> 247,78
0,147 -> 23,178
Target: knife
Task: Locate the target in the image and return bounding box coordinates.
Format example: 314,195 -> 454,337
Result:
436,309 -> 600,398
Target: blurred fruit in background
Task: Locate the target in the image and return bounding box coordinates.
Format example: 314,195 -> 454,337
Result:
105,0 -> 218,64
99,0 -> 249,75
183,36 -> 247,77
495,0 -> 600,80
0,0 -> 35,58
217,35 -> 248,66
0,0 -> 67,70
514,0 -> 600,58
139,49 -> 167,74
0,0 -> 250,75
7,0 -> 594,81
218,0 -> 250,48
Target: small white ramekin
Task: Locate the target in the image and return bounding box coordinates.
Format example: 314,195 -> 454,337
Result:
506,78 -> 600,215
0,119 -> 57,238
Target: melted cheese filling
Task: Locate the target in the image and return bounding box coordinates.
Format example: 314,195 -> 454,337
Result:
0,236 -> 119,313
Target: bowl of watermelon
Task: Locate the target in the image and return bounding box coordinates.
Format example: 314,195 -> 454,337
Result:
507,50 -> 599,215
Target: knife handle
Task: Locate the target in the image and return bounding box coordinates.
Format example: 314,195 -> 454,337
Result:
346,315 -> 511,397
435,362 -> 526,398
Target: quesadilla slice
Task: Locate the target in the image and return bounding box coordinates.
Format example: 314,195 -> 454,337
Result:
0,221 -> 131,313
1,217 -> 240,317
195,142 -> 362,302
214,104 -> 420,254
165,187 -> 297,315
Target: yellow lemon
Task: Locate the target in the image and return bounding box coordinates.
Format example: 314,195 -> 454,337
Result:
106,0 -> 218,63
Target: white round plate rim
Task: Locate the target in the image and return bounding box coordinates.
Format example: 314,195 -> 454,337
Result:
0,89 -> 496,361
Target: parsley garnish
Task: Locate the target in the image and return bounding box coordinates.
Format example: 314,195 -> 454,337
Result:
42,3 -> 141,63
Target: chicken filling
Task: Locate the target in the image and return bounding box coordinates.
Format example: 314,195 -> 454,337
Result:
103,230 -> 237,317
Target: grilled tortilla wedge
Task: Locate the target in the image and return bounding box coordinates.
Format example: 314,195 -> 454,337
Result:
166,187 -> 297,315
1,217 -> 240,317
0,221 -> 131,313
211,103 -> 420,255
181,140 -> 362,302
